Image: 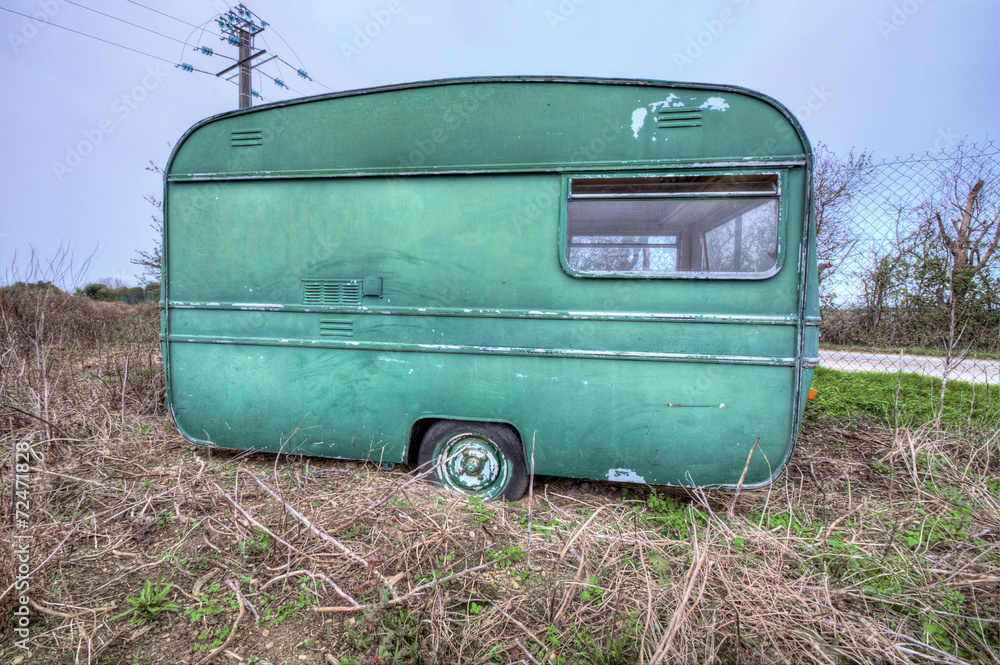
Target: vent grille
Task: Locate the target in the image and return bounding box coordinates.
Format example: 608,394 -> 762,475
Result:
319,319 -> 354,337
231,128 -> 263,147
654,108 -> 702,129
303,279 -> 363,306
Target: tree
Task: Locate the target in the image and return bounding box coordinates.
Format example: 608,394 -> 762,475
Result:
78,282 -> 116,301
931,149 -> 1000,310
812,142 -> 874,304
100,276 -> 130,290
9,280 -> 61,293
895,144 -> 1000,349
131,162 -> 163,286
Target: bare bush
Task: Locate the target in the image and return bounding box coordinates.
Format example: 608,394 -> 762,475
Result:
819,141 -> 1000,359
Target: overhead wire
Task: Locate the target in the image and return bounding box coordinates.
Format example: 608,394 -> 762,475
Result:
215,4 -> 332,96
65,0 -> 238,71
257,68 -> 304,97
275,55 -> 334,93
0,4 -> 251,96
1,2 -> 326,101
0,5 -> 177,65
62,0 -> 188,47
126,0 -> 202,30
235,2 -> 334,93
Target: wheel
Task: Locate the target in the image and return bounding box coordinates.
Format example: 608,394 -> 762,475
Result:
417,420 -> 528,501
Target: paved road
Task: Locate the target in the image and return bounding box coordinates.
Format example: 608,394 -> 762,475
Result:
819,350 -> 998,385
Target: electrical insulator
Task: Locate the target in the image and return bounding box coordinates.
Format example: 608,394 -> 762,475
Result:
199,46 -> 214,56
180,63 -> 194,72
274,78 -> 285,88
296,68 -> 308,79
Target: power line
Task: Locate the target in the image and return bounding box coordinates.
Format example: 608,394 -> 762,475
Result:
275,55 -> 334,92
127,0 -> 201,30
2,2 -> 329,102
0,4 -> 253,92
258,21 -> 304,70
131,1 -> 336,95
62,0 -> 187,47
0,5 -> 176,65
257,67 -> 303,97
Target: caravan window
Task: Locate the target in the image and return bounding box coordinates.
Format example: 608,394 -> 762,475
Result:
565,174 -> 780,277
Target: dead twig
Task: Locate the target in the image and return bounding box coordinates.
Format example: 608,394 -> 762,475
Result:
247,472 -> 391,587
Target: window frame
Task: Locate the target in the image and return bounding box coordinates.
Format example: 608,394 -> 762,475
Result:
558,170 -> 787,280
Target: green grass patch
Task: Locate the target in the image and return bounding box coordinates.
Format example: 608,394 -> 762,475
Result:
805,367 -> 998,427
819,343 -> 999,361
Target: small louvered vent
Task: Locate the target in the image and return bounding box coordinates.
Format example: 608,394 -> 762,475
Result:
302,279 -> 363,306
319,319 -> 354,337
654,108 -> 702,129
231,128 -> 263,147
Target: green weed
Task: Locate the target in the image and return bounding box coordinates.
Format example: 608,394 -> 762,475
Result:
239,526 -> 273,557
644,490 -> 704,539
581,576 -> 604,604
531,620 -> 641,665
465,496 -> 494,523
113,573 -> 179,625
486,546 -> 523,567
899,504 -> 971,550
347,587 -> 423,664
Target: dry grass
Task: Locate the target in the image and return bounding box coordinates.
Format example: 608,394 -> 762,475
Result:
1,288 -> 997,664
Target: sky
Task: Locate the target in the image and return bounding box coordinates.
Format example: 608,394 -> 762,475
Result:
1,0 -> 998,288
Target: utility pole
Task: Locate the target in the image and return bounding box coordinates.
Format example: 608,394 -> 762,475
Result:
215,4 -> 269,109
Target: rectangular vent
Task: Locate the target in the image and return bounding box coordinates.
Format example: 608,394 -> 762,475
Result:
319,319 -> 353,337
302,279 -> 363,306
231,128 -> 263,147
654,108 -> 702,129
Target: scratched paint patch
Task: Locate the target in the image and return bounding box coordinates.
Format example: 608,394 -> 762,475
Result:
630,107 -> 648,138
699,96 -> 730,111
606,468 -> 646,483
648,94 -> 684,111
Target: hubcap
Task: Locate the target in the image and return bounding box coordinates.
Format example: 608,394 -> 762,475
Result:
435,433 -> 510,498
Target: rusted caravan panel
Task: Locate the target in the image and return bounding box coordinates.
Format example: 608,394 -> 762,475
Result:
163,77 -> 819,499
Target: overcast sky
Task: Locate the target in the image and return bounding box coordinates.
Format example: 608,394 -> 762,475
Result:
1,0 -> 997,288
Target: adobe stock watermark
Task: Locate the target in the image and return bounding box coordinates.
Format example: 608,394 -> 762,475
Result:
672,0 -> 751,73
340,1 -> 405,62
931,126 -> 961,152
545,0 -> 587,30
793,84 -> 833,123
10,439 -> 40,654
877,0 -> 930,40
7,0 -> 65,53
741,84 -> 831,157
395,84 -> 496,169
51,65 -> 169,182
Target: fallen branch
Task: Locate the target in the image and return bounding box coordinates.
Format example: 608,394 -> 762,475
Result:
248,472 -> 391,587
214,484 -> 311,559
313,556 -> 506,613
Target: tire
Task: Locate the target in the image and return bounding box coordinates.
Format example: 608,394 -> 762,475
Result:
417,420 -> 528,501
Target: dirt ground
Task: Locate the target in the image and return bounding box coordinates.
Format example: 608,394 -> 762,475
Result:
2,409 -> 997,664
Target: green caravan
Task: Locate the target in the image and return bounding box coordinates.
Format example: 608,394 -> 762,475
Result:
162,76 -> 819,500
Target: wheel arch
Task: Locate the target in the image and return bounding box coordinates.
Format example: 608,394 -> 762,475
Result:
406,417 -> 526,466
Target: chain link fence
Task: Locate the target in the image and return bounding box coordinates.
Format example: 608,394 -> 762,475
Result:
816,140 -> 999,385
